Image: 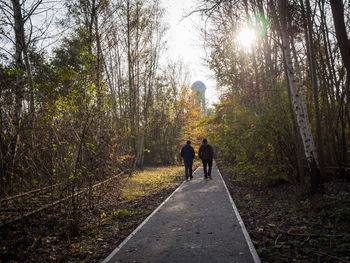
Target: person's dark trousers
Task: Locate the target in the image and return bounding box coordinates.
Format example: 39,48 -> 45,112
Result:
184,160 -> 193,179
202,159 -> 213,178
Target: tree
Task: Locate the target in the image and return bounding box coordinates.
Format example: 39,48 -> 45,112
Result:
329,0 -> 350,92
197,0 -> 350,192
301,0 -> 325,175
278,0 -> 320,192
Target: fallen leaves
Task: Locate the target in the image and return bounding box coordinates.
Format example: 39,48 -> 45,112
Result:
220,168 -> 350,263
1,165 -> 186,262
70,243 -> 80,254
287,227 -> 299,233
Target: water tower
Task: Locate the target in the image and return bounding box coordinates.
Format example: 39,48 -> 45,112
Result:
191,80 -> 206,111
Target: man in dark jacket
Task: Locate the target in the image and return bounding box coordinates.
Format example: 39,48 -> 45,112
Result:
198,138 -> 214,179
180,140 -> 195,180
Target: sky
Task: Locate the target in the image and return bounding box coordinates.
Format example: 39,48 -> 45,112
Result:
161,0 -> 219,106
0,0 -> 219,105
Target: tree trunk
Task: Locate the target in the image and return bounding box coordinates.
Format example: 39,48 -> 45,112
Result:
278,0 -> 320,193
22,45 -> 35,115
134,131 -> 145,169
303,0 -> 325,179
94,5 -> 102,109
329,0 -> 350,165
126,0 -> 136,154
329,0 -> 350,89
284,59 -> 306,186
11,0 -> 25,169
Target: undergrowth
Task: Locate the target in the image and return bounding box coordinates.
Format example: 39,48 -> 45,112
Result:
0,165 -> 189,262
219,163 -> 350,263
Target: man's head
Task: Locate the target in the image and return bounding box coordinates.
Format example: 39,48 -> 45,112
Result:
186,140 -> 191,144
202,138 -> 208,144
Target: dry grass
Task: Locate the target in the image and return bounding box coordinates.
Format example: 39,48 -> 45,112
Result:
121,166 -> 185,201
0,163 -> 205,262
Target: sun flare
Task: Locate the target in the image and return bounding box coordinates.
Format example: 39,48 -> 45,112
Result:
236,27 -> 257,49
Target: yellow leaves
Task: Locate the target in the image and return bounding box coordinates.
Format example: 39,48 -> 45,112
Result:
179,87 -> 203,143
245,193 -> 252,199
119,155 -> 133,160
100,212 -> 107,222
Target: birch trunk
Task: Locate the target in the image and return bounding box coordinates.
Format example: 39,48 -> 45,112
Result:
284,59 -> 306,185
23,45 -> 34,114
278,0 -> 320,191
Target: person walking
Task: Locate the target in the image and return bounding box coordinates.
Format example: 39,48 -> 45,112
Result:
180,140 -> 195,180
198,138 -> 214,179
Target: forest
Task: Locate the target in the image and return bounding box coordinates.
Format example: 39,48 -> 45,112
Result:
0,0 -> 349,262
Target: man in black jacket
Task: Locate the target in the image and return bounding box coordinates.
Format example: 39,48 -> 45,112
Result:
180,140 -> 195,180
198,138 -> 214,179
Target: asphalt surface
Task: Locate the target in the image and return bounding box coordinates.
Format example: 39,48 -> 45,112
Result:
102,165 -> 260,263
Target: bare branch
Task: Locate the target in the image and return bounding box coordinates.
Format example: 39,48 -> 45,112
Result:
23,0 -> 44,23
0,45 -> 14,58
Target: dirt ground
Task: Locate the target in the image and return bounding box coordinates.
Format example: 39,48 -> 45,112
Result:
0,166 -> 189,263
219,166 -> 350,263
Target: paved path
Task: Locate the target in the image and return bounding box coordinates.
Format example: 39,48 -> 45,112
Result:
102,165 -> 260,263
